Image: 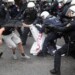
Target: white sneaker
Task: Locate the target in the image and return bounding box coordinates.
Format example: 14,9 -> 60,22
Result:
13,54 -> 17,60
21,54 -> 30,59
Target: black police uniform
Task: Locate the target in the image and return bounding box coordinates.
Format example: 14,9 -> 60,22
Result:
8,4 -> 19,19
57,2 -> 72,44
37,16 -> 63,56
57,2 -> 71,23
50,0 -> 58,16
50,18 -> 75,75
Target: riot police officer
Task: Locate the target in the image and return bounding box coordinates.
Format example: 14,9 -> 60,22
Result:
37,11 -> 63,56
57,0 -> 72,22
7,1 -> 20,19
57,0 -> 72,44
50,0 -> 75,74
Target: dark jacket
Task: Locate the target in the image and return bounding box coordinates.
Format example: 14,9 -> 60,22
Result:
0,4 -> 16,35
8,4 -> 19,19
36,16 -> 63,33
49,18 -> 75,42
0,4 -> 6,19
58,2 -> 71,23
50,0 -> 58,16
23,8 -> 37,24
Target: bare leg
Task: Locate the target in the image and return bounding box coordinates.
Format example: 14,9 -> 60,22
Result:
11,48 -> 17,59
11,48 -> 16,54
17,42 -> 30,59
17,42 -> 25,54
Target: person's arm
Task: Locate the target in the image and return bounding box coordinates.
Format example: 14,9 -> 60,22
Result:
22,23 -> 31,28
0,27 -> 5,45
0,27 -> 5,36
48,22 -> 75,33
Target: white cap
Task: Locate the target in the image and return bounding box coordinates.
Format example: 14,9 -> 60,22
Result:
27,2 -> 35,8
41,11 -> 49,19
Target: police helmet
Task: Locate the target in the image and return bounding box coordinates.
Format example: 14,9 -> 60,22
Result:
69,6 -> 75,17
71,0 -> 75,4
66,5 -> 75,17
41,11 -> 49,19
27,2 -> 35,8
63,0 -> 72,4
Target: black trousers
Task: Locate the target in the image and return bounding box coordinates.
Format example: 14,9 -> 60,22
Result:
54,43 -> 75,74
42,32 -> 58,54
17,27 -> 30,45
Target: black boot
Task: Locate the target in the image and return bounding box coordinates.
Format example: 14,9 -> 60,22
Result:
50,69 -> 60,75
37,51 -> 47,57
50,69 -> 58,74
0,52 -> 3,58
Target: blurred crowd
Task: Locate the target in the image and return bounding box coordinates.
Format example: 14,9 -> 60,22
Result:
0,0 -> 75,75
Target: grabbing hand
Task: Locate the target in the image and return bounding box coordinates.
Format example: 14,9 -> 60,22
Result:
66,23 -> 71,27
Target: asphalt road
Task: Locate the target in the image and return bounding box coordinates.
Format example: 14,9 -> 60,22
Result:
0,36 -> 75,75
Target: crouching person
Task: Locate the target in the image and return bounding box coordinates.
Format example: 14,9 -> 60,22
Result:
50,3 -> 75,75
2,26 -> 30,60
